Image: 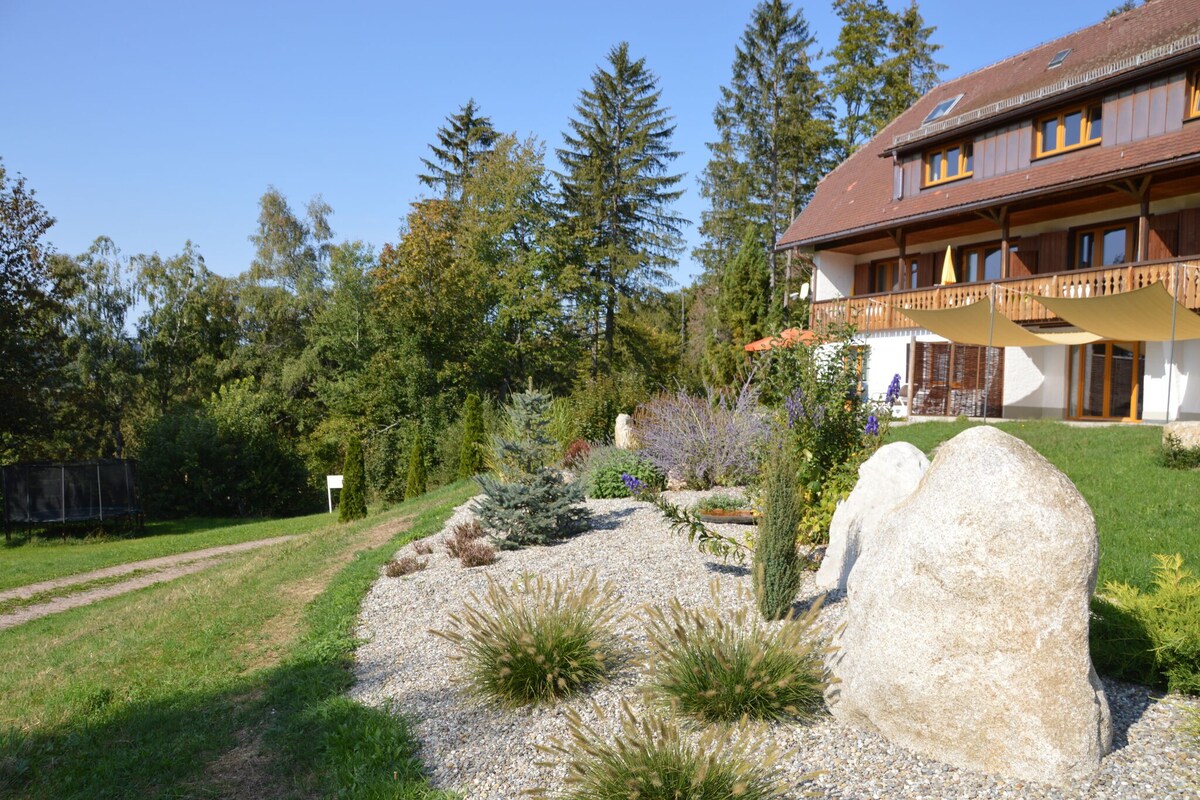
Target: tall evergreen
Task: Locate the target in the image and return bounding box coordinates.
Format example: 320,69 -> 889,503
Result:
826,0 -> 944,158
706,225 -> 771,384
404,429 -> 428,499
339,436 -> 367,522
558,42 -> 686,376
418,99 -> 498,201
458,393 -> 486,478
753,445 -> 804,620
881,1 -> 946,126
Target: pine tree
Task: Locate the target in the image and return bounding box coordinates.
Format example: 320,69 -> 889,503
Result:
458,393 -> 486,478
339,436 -> 368,522
418,99 -> 498,201
753,446 -> 803,620
405,430 -> 428,499
880,1 -> 946,126
825,0 -> 896,158
705,225 -> 771,383
475,388 -> 590,547
558,42 -> 686,376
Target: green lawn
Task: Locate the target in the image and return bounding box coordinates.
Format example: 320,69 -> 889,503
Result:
1,513 -> 345,592
0,480 -> 475,800
887,419 -> 1199,590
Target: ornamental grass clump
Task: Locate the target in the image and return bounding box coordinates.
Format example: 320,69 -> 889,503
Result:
529,702 -> 798,800
643,583 -> 827,724
432,571 -> 623,707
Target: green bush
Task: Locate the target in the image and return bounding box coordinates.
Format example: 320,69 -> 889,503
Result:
404,431 -> 427,499
694,492 -> 751,514
532,703 -> 796,800
643,590 -> 825,723
433,572 -> 622,707
1161,434 -> 1200,470
754,446 -> 804,620
581,446 -> 666,499
1091,553 -> 1200,695
458,394 -> 487,478
338,437 -> 368,522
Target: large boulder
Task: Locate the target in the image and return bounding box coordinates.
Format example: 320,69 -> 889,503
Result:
829,425 -> 1111,787
815,442 -> 929,595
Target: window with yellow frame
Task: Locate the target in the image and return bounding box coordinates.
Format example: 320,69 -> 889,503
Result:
1188,67 -> 1200,120
1035,103 -> 1102,157
924,141 -> 973,186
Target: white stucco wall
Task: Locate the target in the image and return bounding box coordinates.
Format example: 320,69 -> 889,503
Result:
1002,346 -> 1067,418
814,250 -> 855,302
1143,340 -> 1200,421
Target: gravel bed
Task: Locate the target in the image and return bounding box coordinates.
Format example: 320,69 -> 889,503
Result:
351,493 -> 1200,799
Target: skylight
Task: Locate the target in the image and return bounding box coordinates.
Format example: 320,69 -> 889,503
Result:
922,94 -> 964,125
1048,48 -> 1072,69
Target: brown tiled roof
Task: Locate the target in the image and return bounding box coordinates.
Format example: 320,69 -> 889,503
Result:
778,0 -> 1200,249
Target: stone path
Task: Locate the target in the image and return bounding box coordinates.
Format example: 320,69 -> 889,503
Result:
0,536 -> 297,630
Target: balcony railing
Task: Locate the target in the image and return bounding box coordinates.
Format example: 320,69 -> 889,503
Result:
810,258 -> 1200,333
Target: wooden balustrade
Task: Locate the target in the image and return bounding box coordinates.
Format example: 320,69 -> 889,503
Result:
810,259 -> 1200,332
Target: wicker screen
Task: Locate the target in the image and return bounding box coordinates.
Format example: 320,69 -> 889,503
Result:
910,343 -> 1004,417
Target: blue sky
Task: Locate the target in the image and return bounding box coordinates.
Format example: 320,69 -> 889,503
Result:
1,0 -> 1115,286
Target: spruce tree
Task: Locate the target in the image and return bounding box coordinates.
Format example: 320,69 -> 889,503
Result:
418,99 -> 498,201
753,446 -> 803,620
706,225 -> 771,383
458,393 -> 486,478
339,436 -> 368,522
475,389 -> 590,547
880,2 -> 946,127
558,42 -> 686,375
405,430 -> 428,499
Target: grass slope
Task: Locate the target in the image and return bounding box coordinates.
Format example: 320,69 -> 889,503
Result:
888,420 -> 1199,589
0,480 -> 475,799
1,514 -> 347,592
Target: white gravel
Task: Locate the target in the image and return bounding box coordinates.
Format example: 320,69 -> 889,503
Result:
350,493 -> 1200,799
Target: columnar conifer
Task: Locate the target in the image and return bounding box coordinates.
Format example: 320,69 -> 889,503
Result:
339,436 -> 368,522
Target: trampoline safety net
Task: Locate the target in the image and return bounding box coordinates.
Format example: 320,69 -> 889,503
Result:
2,459 -> 141,524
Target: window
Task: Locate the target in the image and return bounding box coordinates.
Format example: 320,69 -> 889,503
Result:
922,94 -> 964,125
1035,103 -> 1102,157
1047,48 -> 1072,69
957,243 -> 1015,283
869,258 -> 920,293
1189,68 -> 1200,121
924,141 -> 974,186
1073,222 -> 1134,269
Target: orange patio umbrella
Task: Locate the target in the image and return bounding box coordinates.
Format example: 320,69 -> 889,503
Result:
743,328 -> 817,352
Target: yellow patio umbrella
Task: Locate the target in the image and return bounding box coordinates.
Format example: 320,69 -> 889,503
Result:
939,245 -> 957,285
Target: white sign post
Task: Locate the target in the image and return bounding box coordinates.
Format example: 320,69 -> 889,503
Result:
326,474 -> 344,513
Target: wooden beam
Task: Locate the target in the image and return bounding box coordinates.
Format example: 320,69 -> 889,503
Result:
890,228 -> 906,290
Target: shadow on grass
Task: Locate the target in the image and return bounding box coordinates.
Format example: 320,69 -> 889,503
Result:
0,650 -> 441,800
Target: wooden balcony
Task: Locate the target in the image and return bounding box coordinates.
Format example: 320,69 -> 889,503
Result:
811,258 -> 1200,333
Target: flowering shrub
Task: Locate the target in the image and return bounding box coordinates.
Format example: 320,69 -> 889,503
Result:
580,446 -> 665,499
633,380 -> 769,489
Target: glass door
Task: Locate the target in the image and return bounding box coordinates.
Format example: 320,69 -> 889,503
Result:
1068,341 -> 1144,420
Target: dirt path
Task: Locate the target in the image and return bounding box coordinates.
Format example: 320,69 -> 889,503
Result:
0,535 -> 298,631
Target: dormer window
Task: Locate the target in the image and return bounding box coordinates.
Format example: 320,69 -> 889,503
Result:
923,94 -> 964,125
1035,103 -> 1102,158
924,141 -> 974,187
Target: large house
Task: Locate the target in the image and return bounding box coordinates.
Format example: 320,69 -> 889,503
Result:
776,0 -> 1200,422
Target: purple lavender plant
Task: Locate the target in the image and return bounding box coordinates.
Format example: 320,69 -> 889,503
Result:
632,379 -> 769,489
864,415 -> 880,436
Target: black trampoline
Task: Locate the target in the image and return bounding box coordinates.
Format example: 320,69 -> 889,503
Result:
2,459 -> 142,539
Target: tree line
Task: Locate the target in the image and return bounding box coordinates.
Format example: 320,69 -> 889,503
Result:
0,0 -> 942,516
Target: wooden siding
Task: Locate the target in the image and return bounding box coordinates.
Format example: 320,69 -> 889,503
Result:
1181,208 -> 1200,256
974,123 -> 1030,180
810,258 -> 1200,332
1104,73 -> 1185,147
1038,230 -> 1070,273
1148,212 -> 1180,261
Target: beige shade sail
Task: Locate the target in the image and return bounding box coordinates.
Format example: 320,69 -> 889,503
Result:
1031,281 -> 1200,341
897,298 -> 1102,347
